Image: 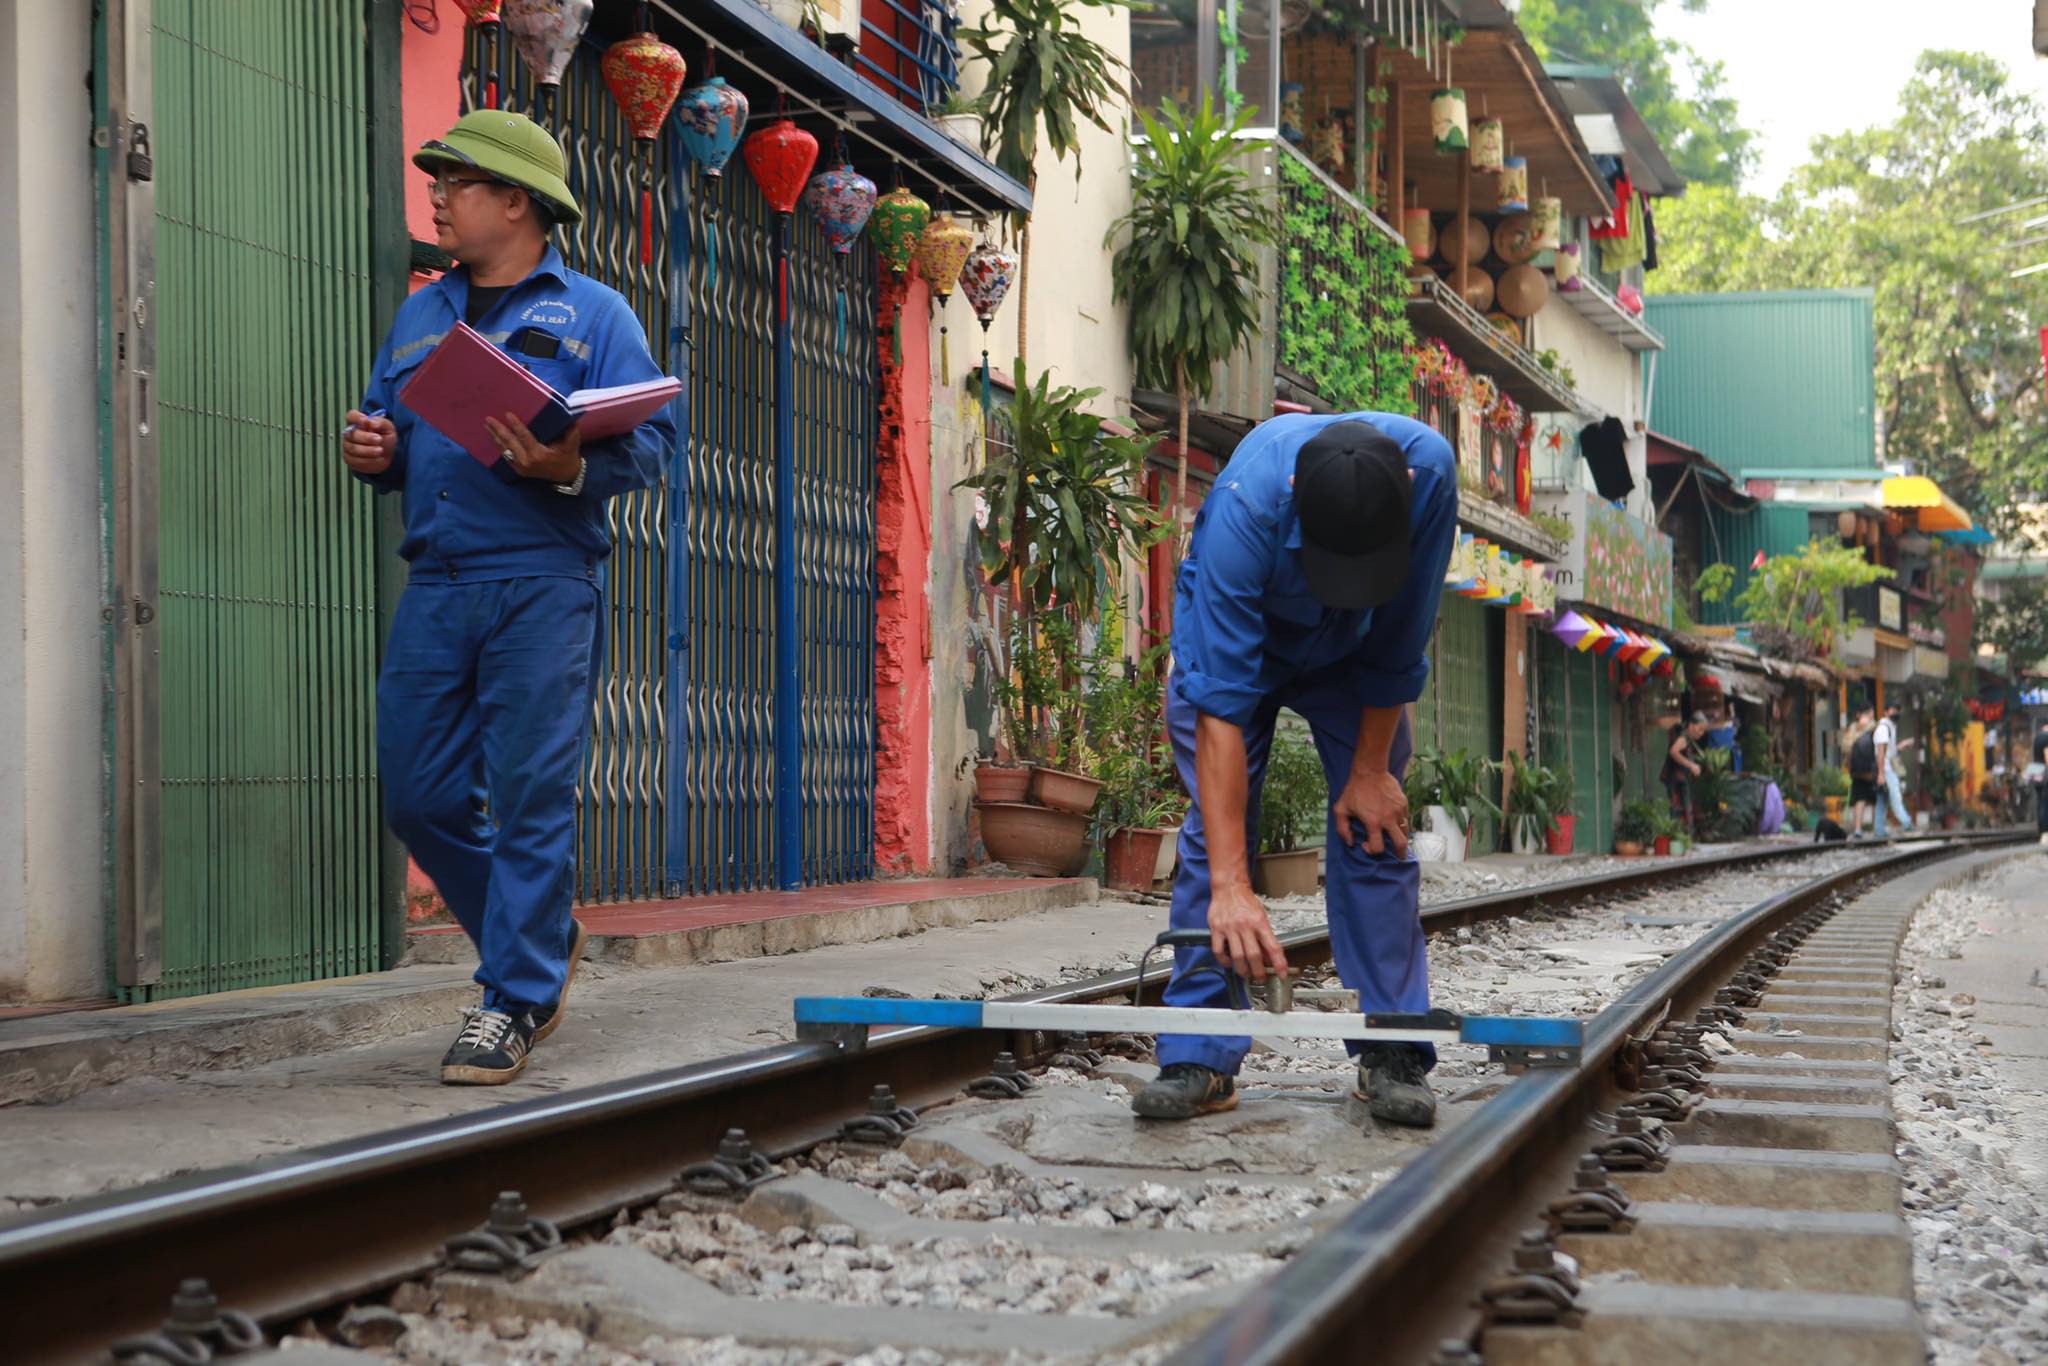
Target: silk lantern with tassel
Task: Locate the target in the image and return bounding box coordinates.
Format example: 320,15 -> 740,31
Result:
457,0 -> 505,110
803,147 -> 878,352
915,215 -> 974,384
743,117 -> 819,215
503,0 -> 593,124
870,184 -> 930,276
600,15 -> 687,267
959,239 -> 1018,411
677,53 -> 749,179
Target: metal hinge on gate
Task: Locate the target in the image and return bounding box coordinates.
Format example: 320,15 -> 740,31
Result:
126,122 -> 153,182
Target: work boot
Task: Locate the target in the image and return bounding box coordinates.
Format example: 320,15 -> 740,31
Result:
440,1006 -> 537,1085
530,918 -> 590,1044
1132,1063 -> 1238,1119
1356,1044 -> 1436,1128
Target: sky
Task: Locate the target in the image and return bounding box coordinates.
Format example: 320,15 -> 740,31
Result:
1659,0 -> 2048,194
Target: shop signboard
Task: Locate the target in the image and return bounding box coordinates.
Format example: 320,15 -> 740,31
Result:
1531,488 -> 1674,627
1878,586 -> 1903,632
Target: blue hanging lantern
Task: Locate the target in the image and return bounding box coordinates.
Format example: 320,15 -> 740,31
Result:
677,63 -> 748,178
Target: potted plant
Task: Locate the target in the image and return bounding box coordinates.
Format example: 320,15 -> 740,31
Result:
1090,638 -> 1188,892
1402,747 -> 1500,863
1255,723 -> 1326,898
1615,798 -> 1660,857
1505,753 -> 1575,855
1650,804 -> 1685,856
1810,764 -> 1850,823
1690,748 -> 1737,842
975,621 -> 1091,876
931,92 -> 982,151
1925,752 -> 1964,830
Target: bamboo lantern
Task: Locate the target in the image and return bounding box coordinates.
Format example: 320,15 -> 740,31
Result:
1498,156 -> 1529,214
1555,241 -> 1582,291
1470,119 -> 1504,173
1431,88 -> 1469,154
1530,197 -> 1563,250
1403,208 -> 1435,262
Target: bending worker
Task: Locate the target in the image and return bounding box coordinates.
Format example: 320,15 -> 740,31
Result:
1133,415 -> 1456,1127
341,111 -> 675,1085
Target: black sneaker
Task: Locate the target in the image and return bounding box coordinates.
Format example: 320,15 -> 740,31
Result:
440,1007 -> 536,1086
1132,1063 -> 1238,1119
1356,1044 -> 1436,1128
530,918 -> 589,1045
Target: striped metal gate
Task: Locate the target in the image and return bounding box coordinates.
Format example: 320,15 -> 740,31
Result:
469,30 -> 877,900
118,0 -> 388,998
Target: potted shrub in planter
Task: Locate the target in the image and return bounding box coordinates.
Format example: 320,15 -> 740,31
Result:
1505,753 -> 1575,855
1650,804 -> 1685,856
1254,723 -> 1325,898
1615,799 -> 1659,857
1810,764 -> 1850,824
1091,639 -> 1187,893
975,621 -> 1091,876
1926,753 -> 1964,830
1403,746 -> 1500,863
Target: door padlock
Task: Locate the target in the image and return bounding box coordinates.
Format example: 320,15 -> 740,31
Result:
126,122 -> 153,182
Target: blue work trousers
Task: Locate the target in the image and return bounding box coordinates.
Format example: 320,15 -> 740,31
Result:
1155,673 -> 1430,1075
377,577 -> 600,1013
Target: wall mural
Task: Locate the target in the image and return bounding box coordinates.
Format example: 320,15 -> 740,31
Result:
1534,489 -> 1674,628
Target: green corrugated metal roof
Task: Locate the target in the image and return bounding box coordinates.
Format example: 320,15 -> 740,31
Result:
1645,291 -> 1879,480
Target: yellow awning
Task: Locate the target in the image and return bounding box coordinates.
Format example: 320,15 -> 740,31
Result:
1881,476 -> 1974,532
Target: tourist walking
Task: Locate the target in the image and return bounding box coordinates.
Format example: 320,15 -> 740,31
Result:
1845,707 -> 1879,837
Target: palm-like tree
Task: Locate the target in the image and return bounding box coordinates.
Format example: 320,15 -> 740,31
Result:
1108,95 -> 1278,550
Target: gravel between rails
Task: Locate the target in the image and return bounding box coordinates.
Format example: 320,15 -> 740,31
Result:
315,846 -> 1884,1366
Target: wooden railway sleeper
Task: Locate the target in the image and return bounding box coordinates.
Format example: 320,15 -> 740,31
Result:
110,1279 -> 264,1365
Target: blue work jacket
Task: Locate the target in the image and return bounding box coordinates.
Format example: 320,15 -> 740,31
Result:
355,245 -> 677,583
1173,412 -> 1458,727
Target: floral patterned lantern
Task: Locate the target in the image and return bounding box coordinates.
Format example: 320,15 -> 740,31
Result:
1470,118 -> 1504,173
915,215 -> 974,383
1430,88 -> 1469,154
802,162 -> 879,254
1530,197 -> 1563,251
959,240 -> 1018,406
1498,156 -> 1529,214
503,0 -> 593,123
456,0 -> 505,110
601,20 -> 688,266
869,185 -> 931,276
677,71 -> 749,178
742,118 -> 819,215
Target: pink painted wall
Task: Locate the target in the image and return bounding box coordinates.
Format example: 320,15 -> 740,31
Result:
873,275 -> 935,873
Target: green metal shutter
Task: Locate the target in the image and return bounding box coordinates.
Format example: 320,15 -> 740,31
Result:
140,0 -> 385,998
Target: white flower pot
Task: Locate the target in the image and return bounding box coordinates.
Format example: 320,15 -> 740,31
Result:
1424,805 -> 1467,863
1510,814 -> 1544,856
1152,825 -> 1181,884
934,112 -> 982,151
1410,830 -> 1450,863
758,0 -> 807,28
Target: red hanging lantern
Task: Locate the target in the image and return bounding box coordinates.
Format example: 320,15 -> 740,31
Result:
601,21 -> 688,266
743,118 -> 819,217
456,0 -> 505,109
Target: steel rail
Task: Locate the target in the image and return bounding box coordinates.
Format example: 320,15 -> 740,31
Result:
1169,833 -> 2029,1366
0,834 -> 2014,1363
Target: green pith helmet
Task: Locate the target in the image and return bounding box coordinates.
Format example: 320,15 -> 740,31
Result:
414,110 -> 582,225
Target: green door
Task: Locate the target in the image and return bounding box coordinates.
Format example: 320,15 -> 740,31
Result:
1422,597 -> 1504,851
125,0 -> 390,998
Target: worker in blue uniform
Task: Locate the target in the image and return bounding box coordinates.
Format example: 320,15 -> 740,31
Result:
341,111 -> 675,1085
1132,415 -> 1457,1126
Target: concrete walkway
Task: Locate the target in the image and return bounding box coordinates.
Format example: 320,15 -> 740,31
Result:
1935,856 -> 2048,1188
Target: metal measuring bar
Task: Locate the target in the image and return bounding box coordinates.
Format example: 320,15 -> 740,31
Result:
794,933 -> 1585,1067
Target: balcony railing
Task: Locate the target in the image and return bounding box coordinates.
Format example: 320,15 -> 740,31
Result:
856,0 -> 959,114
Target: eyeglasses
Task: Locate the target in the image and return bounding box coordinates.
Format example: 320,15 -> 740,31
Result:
426,174 -> 505,204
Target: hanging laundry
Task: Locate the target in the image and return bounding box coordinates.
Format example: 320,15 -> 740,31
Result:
1642,194 -> 1661,272
1599,192 -> 1647,274
1590,172 -> 1634,240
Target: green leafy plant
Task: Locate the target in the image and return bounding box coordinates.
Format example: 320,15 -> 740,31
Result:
1739,724 -> 1770,774
1809,764 -> 1851,801
1504,752 -> 1574,846
1616,798 -> 1662,847
1259,723 -> 1328,854
1690,747 -> 1738,840
1109,94 -> 1279,548
1924,751 -> 1964,811
1403,746 -> 1501,836
1533,348 -> 1578,390
1088,633 -> 1187,831
1528,509 -> 1573,544
1695,539 -> 1894,666
1271,154 -> 1416,420
962,0 -> 1130,371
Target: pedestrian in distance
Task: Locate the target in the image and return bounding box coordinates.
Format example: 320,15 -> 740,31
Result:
1130,414 -> 1457,1129
1873,701 -> 1906,838
342,111 -> 677,1084
1663,711 -> 1710,833
1846,706 -> 1880,838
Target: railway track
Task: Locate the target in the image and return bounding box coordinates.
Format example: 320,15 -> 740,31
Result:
0,833 -> 2026,1364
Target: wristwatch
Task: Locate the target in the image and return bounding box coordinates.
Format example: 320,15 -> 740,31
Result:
553,457 -> 587,496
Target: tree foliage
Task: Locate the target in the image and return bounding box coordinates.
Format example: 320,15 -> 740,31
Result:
962,0 -> 1129,205
1981,581 -> 2048,676
1695,539 -> 1894,665
1516,0 -> 1754,187
1656,52 -> 2048,532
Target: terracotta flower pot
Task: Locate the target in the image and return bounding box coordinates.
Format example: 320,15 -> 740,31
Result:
1029,764 -> 1103,815
1614,840 -> 1644,857
1254,848 -> 1321,898
976,802 -> 1090,878
974,762 -> 1031,805
1545,815 -> 1576,855
1103,827 -> 1170,893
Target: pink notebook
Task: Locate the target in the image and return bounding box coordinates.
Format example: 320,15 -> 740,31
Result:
400,323 -> 680,465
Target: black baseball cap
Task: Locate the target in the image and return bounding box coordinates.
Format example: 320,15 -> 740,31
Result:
1293,422 -> 1413,610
